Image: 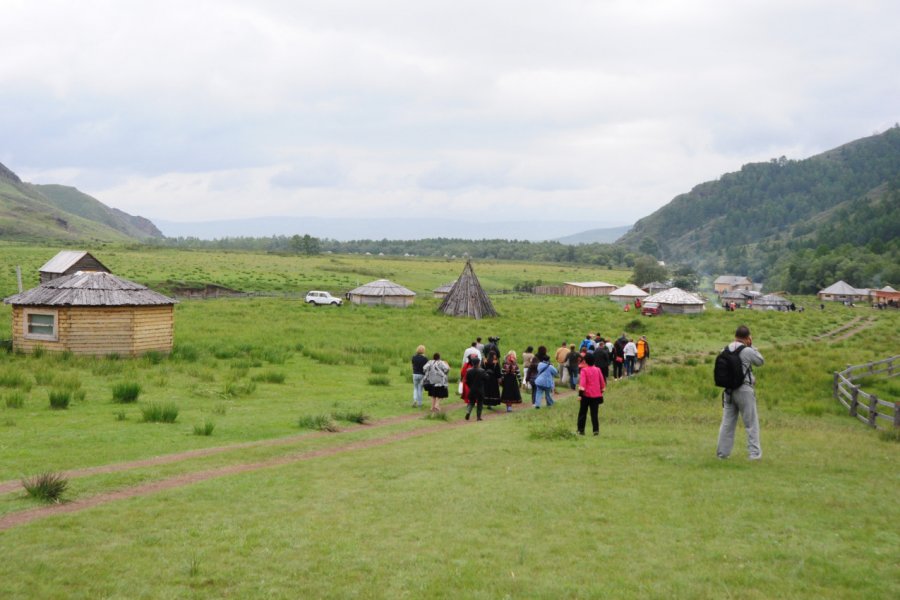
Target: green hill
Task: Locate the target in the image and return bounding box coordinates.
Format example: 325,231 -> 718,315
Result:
618,126 -> 900,291
0,162 -> 161,243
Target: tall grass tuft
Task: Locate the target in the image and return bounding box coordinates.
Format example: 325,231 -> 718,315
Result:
298,414 -> 339,432
528,420 -> 578,441
0,371 -> 31,391
112,382 -> 142,403
143,350 -> 165,365
171,344 -> 199,362
370,364 -> 389,374
32,345 -> 45,358
332,410 -> 370,424
48,389 -> 71,410
367,375 -> 390,386
22,472 -> 68,503
193,420 -> 216,436
141,402 -> 179,423
5,391 -> 25,408
251,370 -> 286,384
223,380 -> 257,397
424,410 -> 449,421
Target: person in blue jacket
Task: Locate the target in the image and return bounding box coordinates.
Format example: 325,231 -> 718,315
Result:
533,355 -> 558,409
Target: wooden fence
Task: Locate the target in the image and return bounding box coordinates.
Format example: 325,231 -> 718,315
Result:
833,355 -> 899,429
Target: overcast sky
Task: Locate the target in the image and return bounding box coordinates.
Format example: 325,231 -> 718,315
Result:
1,0 -> 898,226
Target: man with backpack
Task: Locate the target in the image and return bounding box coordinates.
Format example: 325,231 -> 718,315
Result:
715,325 -> 765,460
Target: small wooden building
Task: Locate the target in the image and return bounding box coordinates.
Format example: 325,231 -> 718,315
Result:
872,286 -> 900,305
644,287 -> 706,314
433,281 -> 456,299
751,294 -> 791,311
348,279 -> 416,307
562,281 -> 617,297
721,289 -> 760,308
609,284 -> 649,303
817,280 -> 870,303
714,275 -> 752,295
3,271 -> 176,356
39,250 -> 110,284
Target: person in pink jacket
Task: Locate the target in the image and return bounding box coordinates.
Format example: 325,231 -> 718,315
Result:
576,353 -> 606,436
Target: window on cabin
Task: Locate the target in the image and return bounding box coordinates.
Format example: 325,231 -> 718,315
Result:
25,311 -> 57,341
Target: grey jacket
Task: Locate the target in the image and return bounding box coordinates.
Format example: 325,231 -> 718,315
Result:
727,341 -> 764,389
424,360 -> 450,387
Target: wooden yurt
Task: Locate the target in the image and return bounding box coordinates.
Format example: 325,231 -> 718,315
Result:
609,284 -> 649,304
439,261 -> 497,319
348,279 -> 416,307
3,271 -> 177,356
721,289 -> 759,308
562,281 -> 617,297
39,250 -> 110,283
643,287 -> 706,314
433,281 -> 456,299
751,294 -> 791,311
642,281 -> 669,295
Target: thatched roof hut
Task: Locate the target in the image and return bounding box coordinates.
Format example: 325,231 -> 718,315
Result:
3,271 -> 176,356
609,284 -> 649,303
348,279 -> 416,307
439,261 -> 497,319
39,250 -> 110,283
644,287 -> 705,314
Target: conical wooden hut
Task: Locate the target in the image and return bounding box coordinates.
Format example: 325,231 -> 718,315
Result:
438,261 -> 497,319
348,279 -> 416,307
3,271 -> 177,356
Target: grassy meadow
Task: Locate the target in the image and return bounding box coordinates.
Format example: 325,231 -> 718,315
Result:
0,243 -> 898,599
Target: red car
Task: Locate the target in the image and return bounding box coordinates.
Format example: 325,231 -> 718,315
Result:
641,302 -> 661,316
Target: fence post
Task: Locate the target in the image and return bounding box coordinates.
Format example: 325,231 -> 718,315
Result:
868,395 -> 879,428
849,386 -> 859,418
894,402 -> 900,429
833,372 -> 839,399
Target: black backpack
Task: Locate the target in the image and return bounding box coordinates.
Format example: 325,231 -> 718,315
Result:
713,344 -> 747,390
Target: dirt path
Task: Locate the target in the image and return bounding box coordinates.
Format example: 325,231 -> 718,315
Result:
0,402 -> 469,495
0,396 -> 559,531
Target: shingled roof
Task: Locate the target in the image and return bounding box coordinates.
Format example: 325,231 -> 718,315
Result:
4,271 -> 176,306
39,251 -> 109,275
439,261 -> 497,319
645,287 -> 705,305
349,279 -> 416,297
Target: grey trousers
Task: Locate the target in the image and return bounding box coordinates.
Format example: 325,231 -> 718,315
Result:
716,387 -> 762,459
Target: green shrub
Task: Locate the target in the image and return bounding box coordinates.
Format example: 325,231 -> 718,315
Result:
141,402 -> 179,423
5,391 -> 25,408
0,371 -> 30,391
223,380 -> 257,397
529,421 -> 578,441
367,375 -> 390,386
193,420 -> 216,436
22,472 -> 68,503
297,414 -> 338,432
143,351 -> 165,365
48,389 -> 71,410
877,427 -> 900,443
112,382 -> 142,403
171,344 -> 199,362
802,403 -> 825,417
251,370 -> 286,384
332,411 -> 370,424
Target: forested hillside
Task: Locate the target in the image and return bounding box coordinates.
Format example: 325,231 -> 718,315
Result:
618,126 -> 900,292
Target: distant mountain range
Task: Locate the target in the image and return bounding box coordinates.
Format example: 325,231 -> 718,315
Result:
0,162 -> 162,242
154,216 -> 626,243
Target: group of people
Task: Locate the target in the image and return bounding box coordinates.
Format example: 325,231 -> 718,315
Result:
411,326 -> 764,457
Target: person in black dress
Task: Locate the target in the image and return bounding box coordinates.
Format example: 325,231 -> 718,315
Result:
465,358 -> 487,421
500,350 -> 522,412
482,351 -> 502,410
